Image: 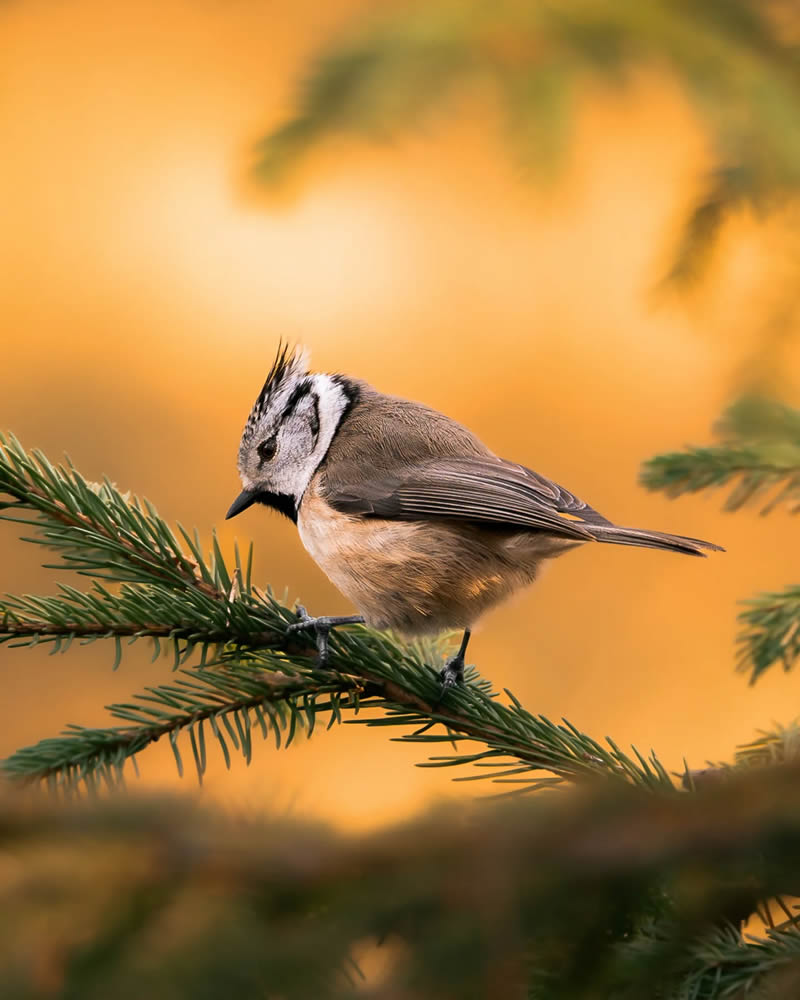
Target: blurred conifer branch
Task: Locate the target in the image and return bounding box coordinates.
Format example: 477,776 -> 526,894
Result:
641,397 -> 800,513
736,719 -> 800,768
642,395 -> 800,682
738,586 -> 800,683
6,765 -> 800,997
253,0 -> 800,285
0,432 -> 676,793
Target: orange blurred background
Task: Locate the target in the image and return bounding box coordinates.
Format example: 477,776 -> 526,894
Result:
2,0 -> 799,830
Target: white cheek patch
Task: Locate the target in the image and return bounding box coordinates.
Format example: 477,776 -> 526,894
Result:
292,375 -> 349,500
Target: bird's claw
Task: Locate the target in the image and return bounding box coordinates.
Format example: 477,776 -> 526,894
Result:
286,605 -> 317,633
421,655 -> 466,719
287,606 -> 332,667
286,609 -> 337,635
438,654 -> 465,693
286,608 -> 365,668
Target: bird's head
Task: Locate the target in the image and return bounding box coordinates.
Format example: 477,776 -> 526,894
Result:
227,343 -> 357,522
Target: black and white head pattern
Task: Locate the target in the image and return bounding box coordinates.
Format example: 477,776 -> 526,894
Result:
236,344 -> 357,521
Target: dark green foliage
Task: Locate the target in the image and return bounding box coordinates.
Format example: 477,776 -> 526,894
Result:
252,0 -> 800,284
642,396 -> 800,682
5,766 -> 800,998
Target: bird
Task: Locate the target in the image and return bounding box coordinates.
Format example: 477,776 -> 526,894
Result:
226,344 -> 723,688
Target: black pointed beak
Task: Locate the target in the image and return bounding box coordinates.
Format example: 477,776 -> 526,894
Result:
226,489 -> 260,520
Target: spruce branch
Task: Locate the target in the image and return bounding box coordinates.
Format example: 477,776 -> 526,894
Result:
4,663 -> 366,792
0,432 -> 227,596
639,443 -> 800,513
7,764 -> 800,997
251,0 -> 800,284
1,627 -> 673,793
737,586 -> 800,683
640,397 -> 800,514
643,397 -> 800,682
623,922 -> 800,1000
736,720 -> 800,768
0,432 -> 677,793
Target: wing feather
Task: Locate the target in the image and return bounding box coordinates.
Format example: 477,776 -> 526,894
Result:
327,456 -> 611,540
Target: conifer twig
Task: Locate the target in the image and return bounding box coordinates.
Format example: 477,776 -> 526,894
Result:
642,396 -> 800,681
640,396 -> 800,514
737,586 -> 800,683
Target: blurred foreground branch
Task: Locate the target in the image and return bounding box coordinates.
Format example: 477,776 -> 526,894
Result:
4,766 -> 800,998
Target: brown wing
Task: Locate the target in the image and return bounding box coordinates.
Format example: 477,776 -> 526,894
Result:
326,456 -> 613,540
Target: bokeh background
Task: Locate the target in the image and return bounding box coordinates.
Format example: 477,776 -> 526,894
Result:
3,0 -> 800,831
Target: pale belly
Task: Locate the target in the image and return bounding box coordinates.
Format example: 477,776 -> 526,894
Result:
297,491 -> 578,635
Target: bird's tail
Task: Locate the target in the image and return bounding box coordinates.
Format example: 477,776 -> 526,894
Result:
585,524 -> 724,557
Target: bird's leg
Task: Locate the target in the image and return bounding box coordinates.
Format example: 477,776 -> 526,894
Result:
411,629 -> 475,734
438,628 -> 471,691
286,605 -> 365,668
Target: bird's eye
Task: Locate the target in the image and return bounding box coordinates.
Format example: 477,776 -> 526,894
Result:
257,437 -> 277,463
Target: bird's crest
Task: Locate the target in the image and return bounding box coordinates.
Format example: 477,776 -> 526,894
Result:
242,342 -> 309,441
